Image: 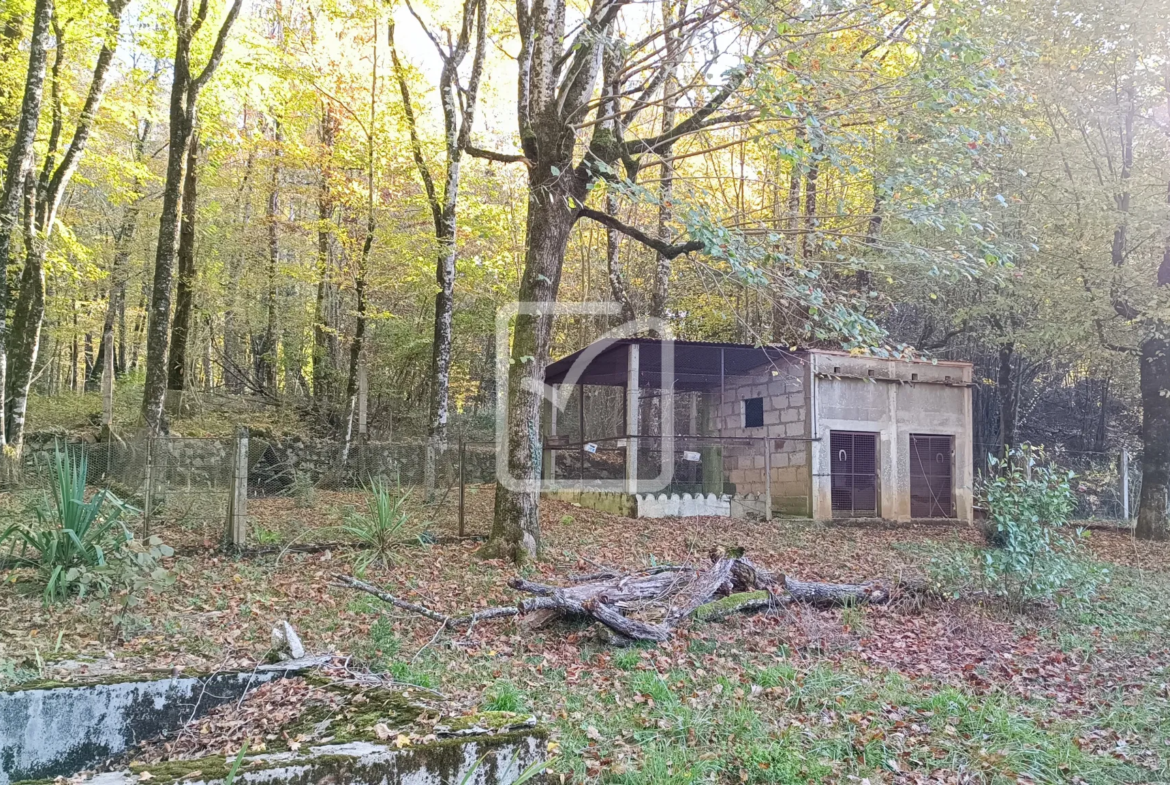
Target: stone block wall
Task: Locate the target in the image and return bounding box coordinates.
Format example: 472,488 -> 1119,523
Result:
710,357 -> 812,513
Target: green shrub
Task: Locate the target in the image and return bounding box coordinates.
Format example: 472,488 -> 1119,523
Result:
0,446 -> 173,604
341,479 -> 413,570
974,447 -> 1105,609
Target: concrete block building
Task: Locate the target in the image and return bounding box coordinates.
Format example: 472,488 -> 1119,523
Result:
542,338 -> 974,522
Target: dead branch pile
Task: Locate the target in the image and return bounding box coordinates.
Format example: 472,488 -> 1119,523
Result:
334,548 -> 922,644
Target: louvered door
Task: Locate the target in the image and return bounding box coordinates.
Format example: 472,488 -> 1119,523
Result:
830,431 -> 878,518
909,434 -> 954,518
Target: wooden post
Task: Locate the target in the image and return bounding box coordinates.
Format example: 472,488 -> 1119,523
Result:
625,343 -> 640,494
458,435 -> 466,537
1121,447 -> 1130,521
763,438 -> 773,522
225,427 -> 249,549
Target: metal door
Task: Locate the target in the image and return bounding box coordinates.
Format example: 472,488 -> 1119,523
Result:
909,434 -> 954,518
830,431 -> 878,517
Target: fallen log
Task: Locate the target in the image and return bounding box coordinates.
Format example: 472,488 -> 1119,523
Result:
334,551 -> 920,644
693,590 -> 772,621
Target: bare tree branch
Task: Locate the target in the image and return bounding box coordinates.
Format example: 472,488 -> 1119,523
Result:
465,144 -> 530,165
577,206 -> 703,259
191,0 -> 243,95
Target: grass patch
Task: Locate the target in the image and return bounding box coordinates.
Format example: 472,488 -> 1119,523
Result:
483,679 -> 527,713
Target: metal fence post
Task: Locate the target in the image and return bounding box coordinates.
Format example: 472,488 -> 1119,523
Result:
225,428 -> 249,550
1121,447 -> 1130,520
763,438 -> 773,522
458,436 -> 466,538
143,437 -> 154,539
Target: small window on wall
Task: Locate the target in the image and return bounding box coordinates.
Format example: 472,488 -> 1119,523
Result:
744,397 -> 764,428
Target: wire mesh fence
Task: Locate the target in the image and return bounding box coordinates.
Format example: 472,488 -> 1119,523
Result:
972,442 -> 1135,523
18,435 -> 236,548
8,432 -> 1134,557
544,434 -> 812,518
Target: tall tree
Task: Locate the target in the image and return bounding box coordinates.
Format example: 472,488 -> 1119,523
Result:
140,0 -> 243,434
255,118 -> 281,396
388,0 -> 488,499
484,0 -> 762,562
312,100 -> 339,407
89,118 -> 152,389
165,128 -> 200,405
5,0 -> 130,451
0,0 -> 53,452
339,11 -> 381,465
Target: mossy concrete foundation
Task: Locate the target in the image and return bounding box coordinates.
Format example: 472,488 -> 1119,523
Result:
0,658 -> 324,785
51,734 -> 546,785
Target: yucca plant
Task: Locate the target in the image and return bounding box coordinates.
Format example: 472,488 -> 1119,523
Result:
341,479 -> 412,570
0,446 -> 134,602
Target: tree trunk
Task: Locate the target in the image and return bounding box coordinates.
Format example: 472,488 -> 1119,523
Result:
1137,336 -> 1170,540
425,217 -> 455,499
141,0 -> 241,433
141,54 -> 195,434
487,164 -> 577,562
166,128 -> 199,404
88,122 -> 149,390
1136,169 -> 1170,541
7,0 -> 126,446
341,26 -> 377,465
223,146 -> 254,394
257,120 -> 280,396
312,102 -> 337,406
0,10 -> 27,159
6,232 -> 46,446
340,233 -> 369,465
649,0 -> 679,323
605,192 -> 635,322
0,0 -> 53,449
801,138 -> 819,263
773,123 -> 804,343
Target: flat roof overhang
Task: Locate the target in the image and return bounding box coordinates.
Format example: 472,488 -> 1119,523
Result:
543,338 -> 797,391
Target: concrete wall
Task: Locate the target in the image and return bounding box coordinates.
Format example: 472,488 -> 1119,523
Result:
72,736 -> 546,785
713,355 -> 812,516
0,665 -> 310,785
542,488 -> 639,517
808,351 -> 973,522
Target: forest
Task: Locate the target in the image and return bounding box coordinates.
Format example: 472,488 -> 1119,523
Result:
0,0 -> 1167,559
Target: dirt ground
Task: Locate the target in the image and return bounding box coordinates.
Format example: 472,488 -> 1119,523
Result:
2,494 -> 1168,783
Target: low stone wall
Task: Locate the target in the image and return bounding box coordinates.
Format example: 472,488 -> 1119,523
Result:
0,660 -> 317,785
